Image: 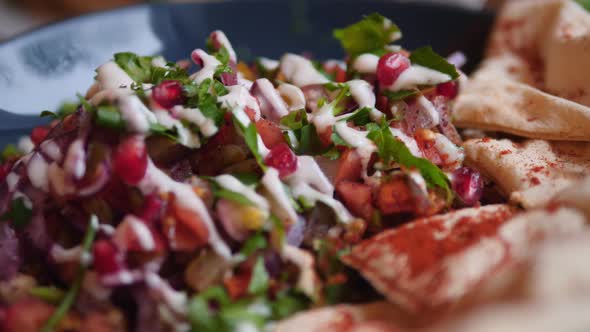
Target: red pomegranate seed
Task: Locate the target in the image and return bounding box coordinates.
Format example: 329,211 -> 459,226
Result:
436,81 -> 459,99
112,136 -> 148,185
30,126 -> 50,145
264,143 -> 298,178
92,240 -> 124,275
152,80 -> 185,109
452,167 -> 484,206
191,50 -> 204,67
376,53 -> 411,86
139,194 -> 163,223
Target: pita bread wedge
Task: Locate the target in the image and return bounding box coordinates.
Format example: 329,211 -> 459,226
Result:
550,176 -> 590,220
429,231 -> 590,332
453,0 -> 590,141
463,138 -> 590,208
272,302 -> 405,332
341,205 -> 516,313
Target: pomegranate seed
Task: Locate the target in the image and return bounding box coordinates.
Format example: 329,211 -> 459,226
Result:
92,240 -> 124,275
452,167 -> 484,206
139,194 -> 163,223
376,53 -> 411,87
112,136 -> 148,185
30,126 -> 50,145
264,143 -> 298,178
436,81 -> 459,99
153,80 -> 185,109
191,50 -> 204,67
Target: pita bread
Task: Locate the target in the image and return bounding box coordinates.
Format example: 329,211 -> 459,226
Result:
341,205 -> 516,313
464,138 -> 590,208
272,302 -> 404,332
429,231 -> 590,332
550,175 -> 590,220
453,0 -> 590,141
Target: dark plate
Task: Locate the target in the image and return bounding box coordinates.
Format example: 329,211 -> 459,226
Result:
0,0 -> 494,147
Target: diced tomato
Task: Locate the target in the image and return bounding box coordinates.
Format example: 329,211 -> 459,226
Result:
2,298 -> 54,332
414,129 -> 443,166
318,126 -> 334,148
376,177 -> 415,215
336,181 -> 374,221
334,149 -> 363,185
255,118 -> 285,149
80,312 -> 121,332
224,272 -> 251,300
164,197 -> 209,251
324,63 -> 347,83
244,106 -> 258,121
114,216 -> 166,253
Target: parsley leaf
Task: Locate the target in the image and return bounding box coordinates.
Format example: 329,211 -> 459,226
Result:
333,13 -> 401,58
345,106 -> 372,126
382,89 -> 419,101
1,197 -> 33,229
233,114 -> 267,170
240,233 -> 268,258
248,257 -> 270,295
96,105 -> 124,130
294,124 -> 327,155
410,46 -> 459,80
186,78 -> 226,127
30,286 -> 65,304
1,145 -> 20,162
576,0 -> 590,11
188,286 -> 230,332
280,109 -> 308,130
113,52 -> 154,83
366,123 -> 451,199
270,290 -> 310,320
331,129 -> 353,147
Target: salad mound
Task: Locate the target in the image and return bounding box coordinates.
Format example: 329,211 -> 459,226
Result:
0,14 -> 474,332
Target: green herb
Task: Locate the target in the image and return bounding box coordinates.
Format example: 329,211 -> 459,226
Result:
231,173 -> 260,186
1,144 -> 20,162
576,0 -> 590,11
113,52 -> 154,83
1,197 -> 33,229
240,233 -> 268,258
366,122 -> 452,199
324,82 -> 348,92
330,129 -> 353,148
345,106 -> 372,126
186,78 -> 226,127
40,215 -> 98,332
188,286 -> 231,332
330,84 -> 351,116
29,286 -> 65,304
248,257 -> 270,295
333,13 -> 401,58
409,46 -> 459,80
293,124 -> 326,156
232,113 -> 267,170
280,109 -> 308,130
96,105 -> 124,130
322,146 -> 341,160
254,58 -> 279,80
149,123 -> 179,141
382,89 -> 419,101
40,110 -> 58,119
270,290 -> 310,320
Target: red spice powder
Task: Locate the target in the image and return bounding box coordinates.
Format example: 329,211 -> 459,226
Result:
499,150 -> 512,156
530,166 -> 544,173
530,177 -> 541,185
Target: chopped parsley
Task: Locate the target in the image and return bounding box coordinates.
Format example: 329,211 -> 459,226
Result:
1,197 -> 33,229
344,106 -> 372,126
366,122 -> 452,199
409,46 -> 459,80
333,13 -> 401,58
248,257 -> 270,295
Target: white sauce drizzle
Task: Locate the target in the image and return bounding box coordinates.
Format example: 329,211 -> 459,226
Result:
415,95 -> 440,128
277,83 -> 306,111
138,161 -> 231,258
17,136 -> 34,154
145,272 -> 188,315
154,110 -> 201,149
389,65 -> 451,91
119,95 -> 157,133
279,54 -> 329,87
333,122 -> 377,180
27,153 -> 49,192
214,174 -> 270,212
115,215 -> 156,251
6,172 -> 19,192
347,79 -> 384,121
433,133 -> 464,166
258,57 -> 279,71
40,140 -> 62,162
218,85 -> 261,119
389,127 -> 423,158
252,78 -> 289,121
212,30 -> 237,63
51,244 -> 83,264
232,107 -> 270,157
96,61 -> 135,90
290,181 -> 352,223
64,139 -> 86,180
190,49 -> 222,84
286,156 -> 333,195
352,53 -> 380,74
173,106 -> 219,138
261,168 -> 298,225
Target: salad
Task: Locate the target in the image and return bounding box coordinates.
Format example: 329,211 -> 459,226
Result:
4,8 -> 585,331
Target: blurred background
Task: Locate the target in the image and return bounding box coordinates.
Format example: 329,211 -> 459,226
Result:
0,0 -> 502,41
